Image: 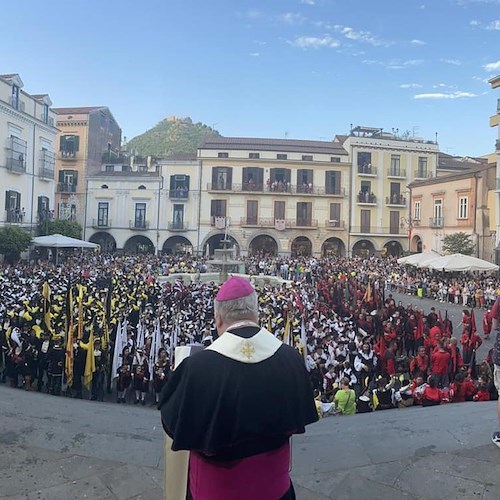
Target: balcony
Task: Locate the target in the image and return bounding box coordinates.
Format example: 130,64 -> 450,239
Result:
168,221 -> 187,231
168,189 -> 189,199
350,226 -> 404,235
325,219 -> 346,230
9,96 -> 25,112
92,219 -> 112,229
57,183 -> 77,193
385,195 -> 406,206
5,210 -> 24,223
357,165 -> 377,176
39,150 -> 56,180
429,217 -> 444,228
6,136 -> 27,174
239,217 -> 318,229
207,182 -> 345,196
6,155 -> 26,173
59,151 -> 78,161
357,193 -> 377,204
414,169 -> 430,180
387,168 -> 406,178
129,220 -> 149,230
207,182 -> 233,192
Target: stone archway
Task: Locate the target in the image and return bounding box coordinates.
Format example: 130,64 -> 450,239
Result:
291,236 -> 312,257
249,234 -> 279,256
352,239 -> 375,257
321,237 -> 346,257
411,235 -> 423,253
162,236 -> 193,255
382,240 -> 404,257
89,232 -> 116,253
203,234 -> 240,258
123,235 -> 155,254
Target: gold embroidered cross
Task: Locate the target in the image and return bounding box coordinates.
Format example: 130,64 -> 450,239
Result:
240,340 -> 255,360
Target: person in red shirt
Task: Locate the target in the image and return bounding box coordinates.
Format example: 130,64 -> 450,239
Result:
431,341 -> 451,388
449,337 -> 464,382
410,346 -> 430,379
450,372 -> 476,402
429,324 -> 442,347
483,309 -> 492,340
461,325 -> 483,378
383,342 -> 398,378
422,375 -> 442,407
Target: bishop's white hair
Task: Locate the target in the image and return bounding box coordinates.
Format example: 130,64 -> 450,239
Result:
214,291 -> 259,323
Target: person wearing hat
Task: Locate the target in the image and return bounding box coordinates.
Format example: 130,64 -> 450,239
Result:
159,276 -> 318,500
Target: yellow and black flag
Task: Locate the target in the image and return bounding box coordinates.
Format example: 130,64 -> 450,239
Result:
42,281 -> 53,335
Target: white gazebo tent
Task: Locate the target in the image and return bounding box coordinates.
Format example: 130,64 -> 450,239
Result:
32,234 -> 98,263
397,253 -> 442,268
424,253 -> 499,272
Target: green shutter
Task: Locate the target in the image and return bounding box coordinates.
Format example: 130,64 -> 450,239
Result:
170,176 -> 175,191
185,175 -> 190,190
73,170 -> 78,185
74,136 -> 80,152
58,170 -> 65,183
60,136 -> 65,151
5,190 -> 10,210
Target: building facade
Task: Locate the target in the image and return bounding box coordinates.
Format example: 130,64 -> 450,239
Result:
339,126 -> 439,257
0,73 -> 57,233
197,137 -> 351,258
409,164 -> 495,260
53,106 -> 121,227
85,155 -> 201,255
489,75 -> 500,263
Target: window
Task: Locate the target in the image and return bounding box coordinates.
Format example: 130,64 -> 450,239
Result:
301,154 -> 313,161
357,152 -> 372,173
101,184 -> 109,189
413,201 -> 421,220
390,211 -> 400,234
58,170 -> 78,192
389,183 -> 402,204
42,104 -> 49,124
212,167 -> 232,190
138,185 -> 146,190
417,157 -> 427,177
37,196 -> 50,222
172,204 -> 184,229
433,199 -> 443,226
5,190 -> 21,222
360,210 -> 371,233
274,201 -> 285,220
242,167 -> 263,191
325,171 -> 341,195
7,136 -> 27,172
358,181 -> 374,203
11,85 -> 19,109
217,152 -> 229,158
60,135 -> 80,158
246,200 -> 258,225
276,153 -> 287,160
105,165 -> 114,172
331,157 -> 341,163
98,202 -> 109,226
329,203 -> 341,227
296,202 -> 312,226
390,155 -> 401,176
134,203 -> 146,228
169,175 -> 190,197
458,196 -> 468,219
210,200 -> 227,223
269,168 -> 291,191
249,152 -> 260,159
297,169 -> 313,193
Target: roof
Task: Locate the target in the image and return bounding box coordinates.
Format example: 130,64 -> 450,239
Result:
200,136 -> 348,155
53,106 -> 107,115
438,152 -> 488,171
488,75 -> 500,88
409,163 -> 494,188
162,153 -> 198,161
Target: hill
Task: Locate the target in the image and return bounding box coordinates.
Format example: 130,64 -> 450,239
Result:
126,116 -> 220,157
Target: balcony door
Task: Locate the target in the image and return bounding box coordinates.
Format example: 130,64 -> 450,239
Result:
389,211 -> 400,234
246,200 -> 258,225
360,210 -> 371,233
173,204 -> 184,229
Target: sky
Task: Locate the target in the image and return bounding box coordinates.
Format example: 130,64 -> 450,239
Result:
2,0 -> 499,156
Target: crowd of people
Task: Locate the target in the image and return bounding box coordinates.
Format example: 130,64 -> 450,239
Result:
0,252 -> 499,416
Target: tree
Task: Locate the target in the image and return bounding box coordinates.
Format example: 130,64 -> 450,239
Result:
441,232 -> 475,256
0,226 -> 32,263
38,219 -> 82,239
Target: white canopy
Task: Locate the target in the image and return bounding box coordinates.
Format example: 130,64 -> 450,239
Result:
397,253 -> 441,267
32,234 -> 98,249
425,253 -> 499,272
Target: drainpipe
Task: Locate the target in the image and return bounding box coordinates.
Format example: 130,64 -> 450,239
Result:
347,143 -> 353,257
30,122 -> 36,236
473,173 -> 479,258
156,164 -> 163,255
83,178 -> 89,240
196,158 -> 203,257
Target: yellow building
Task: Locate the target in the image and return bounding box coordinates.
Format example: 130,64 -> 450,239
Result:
198,137 -> 351,257
53,106 -> 121,227
338,126 -> 439,256
489,75 -> 500,262
409,164 -> 495,260
0,73 -> 57,232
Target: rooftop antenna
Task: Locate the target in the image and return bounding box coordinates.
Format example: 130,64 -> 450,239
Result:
284,131 -> 289,139
412,126 -> 419,137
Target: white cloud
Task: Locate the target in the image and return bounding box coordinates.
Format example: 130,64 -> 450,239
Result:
484,60 -> 500,71
400,83 -> 423,88
486,20 -> 500,29
301,0 -> 316,4
289,35 -> 341,49
414,91 -> 478,99
410,39 -> 426,45
470,19 -> 480,26
249,52 -> 260,57
387,59 -> 424,69
241,9 -> 262,20
472,75 -> 490,82
441,59 -> 462,66
333,24 -> 392,47
278,12 -> 306,25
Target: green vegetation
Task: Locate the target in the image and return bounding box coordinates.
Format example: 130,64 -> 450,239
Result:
442,232 -> 475,256
0,226 -> 32,263
127,116 -> 220,157
38,219 -> 82,239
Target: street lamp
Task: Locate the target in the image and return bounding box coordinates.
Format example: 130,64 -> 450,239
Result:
400,217 -> 413,253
